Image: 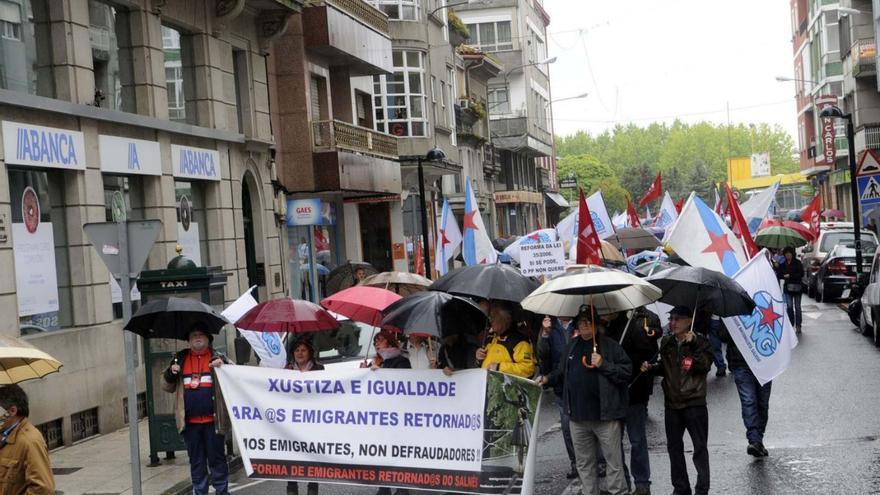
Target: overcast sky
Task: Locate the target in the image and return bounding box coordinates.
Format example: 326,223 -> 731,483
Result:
543,0 -> 797,140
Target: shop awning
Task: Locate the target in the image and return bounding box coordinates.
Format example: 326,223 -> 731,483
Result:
545,192 -> 570,208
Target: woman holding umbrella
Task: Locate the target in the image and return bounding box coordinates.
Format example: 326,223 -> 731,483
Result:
285,339 -> 323,495
775,246 -> 804,335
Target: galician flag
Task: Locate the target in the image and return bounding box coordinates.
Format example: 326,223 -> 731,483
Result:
462,178 -> 497,265
654,191 -> 678,229
435,198 -> 462,276
222,287 -> 286,368
740,180 -> 780,234
665,193 -> 747,277
722,251 -> 798,385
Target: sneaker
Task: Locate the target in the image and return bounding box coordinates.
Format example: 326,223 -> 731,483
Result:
747,442 -> 763,457
716,368 -> 726,377
566,464 -> 578,479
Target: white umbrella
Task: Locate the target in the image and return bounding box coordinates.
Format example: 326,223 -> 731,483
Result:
522,266 -> 661,317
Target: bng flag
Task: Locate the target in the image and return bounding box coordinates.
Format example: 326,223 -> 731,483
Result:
722,252 -> 798,385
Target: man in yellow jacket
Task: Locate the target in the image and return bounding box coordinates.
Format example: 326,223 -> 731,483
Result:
476,305 -> 536,378
0,385 -> 55,495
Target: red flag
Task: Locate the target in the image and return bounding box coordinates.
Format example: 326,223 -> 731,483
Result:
674,198 -> 684,213
577,188 -> 603,265
414,239 -> 425,276
638,172 -> 662,208
725,183 -> 759,258
801,194 -> 822,241
714,187 -> 723,214
626,197 -> 642,228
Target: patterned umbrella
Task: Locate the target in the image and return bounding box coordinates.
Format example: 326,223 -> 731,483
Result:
754,226 -> 807,249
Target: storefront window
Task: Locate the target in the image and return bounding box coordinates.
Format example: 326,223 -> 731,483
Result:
287,200 -> 340,301
8,169 -> 71,333
174,180 -> 207,265
0,0 -> 53,97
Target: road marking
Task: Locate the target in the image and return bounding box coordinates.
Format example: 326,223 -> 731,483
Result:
230,480 -> 266,493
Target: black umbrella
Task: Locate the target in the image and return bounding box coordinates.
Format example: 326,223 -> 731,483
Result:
646,266 -> 755,317
380,291 -> 488,339
492,236 -> 518,251
634,260 -> 679,278
325,261 -> 378,295
124,296 -> 229,340
429,264 -> 540,303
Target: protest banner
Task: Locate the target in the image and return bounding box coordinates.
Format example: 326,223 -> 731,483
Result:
216,367 -> 541,494
519,241 -> 566,278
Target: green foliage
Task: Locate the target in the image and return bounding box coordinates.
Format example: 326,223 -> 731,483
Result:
467,98 -> 487,120
555,120 -> 799,203
590,179 -> 628,213
448,10 -> 470,40
556,154 -> 617,204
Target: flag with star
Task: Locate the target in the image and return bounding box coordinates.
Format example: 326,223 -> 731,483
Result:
722,250 -> 798,385
665,192 -> 747,277
462,179 -> 497,266
576,188 -> 603,265
435,198 -> 462,276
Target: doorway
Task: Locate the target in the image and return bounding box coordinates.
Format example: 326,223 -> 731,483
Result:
359,202 -> 392,272
241,173 -> 264,294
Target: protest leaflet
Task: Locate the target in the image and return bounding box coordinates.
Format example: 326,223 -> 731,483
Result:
216,367 -> 541,494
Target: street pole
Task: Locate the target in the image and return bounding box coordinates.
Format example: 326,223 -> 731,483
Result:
118,219 -> 143,495
417,158 -> 432,277
846,115 -> 864,277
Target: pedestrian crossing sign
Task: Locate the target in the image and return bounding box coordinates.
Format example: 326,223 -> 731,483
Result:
857,149 -> 880,176
858,175 -> 880,205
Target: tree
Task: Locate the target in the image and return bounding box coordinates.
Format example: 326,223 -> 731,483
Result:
686,159 -> 714,201
556,154 -> 617,203
619,163 -> 656,203
589,178 -> 628,213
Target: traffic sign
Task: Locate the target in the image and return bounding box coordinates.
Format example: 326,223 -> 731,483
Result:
560,178 -> 578,188
857,175 -> 880,205
857,149 -> 880,176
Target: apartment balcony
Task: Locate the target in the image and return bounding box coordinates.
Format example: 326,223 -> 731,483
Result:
489,116 -> 553,157
303,0 -> 393,75
310,120 -> 400,193
854,124 -> 880,155
849,39 -> 876,79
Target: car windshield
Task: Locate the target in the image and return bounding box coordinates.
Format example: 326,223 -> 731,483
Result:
820,231 -> 877,253
308,319 -> 376,363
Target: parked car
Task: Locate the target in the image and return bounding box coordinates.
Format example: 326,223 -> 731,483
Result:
859,250 -> 880,345
814,244 -> 875,302
802,228 -> 878,296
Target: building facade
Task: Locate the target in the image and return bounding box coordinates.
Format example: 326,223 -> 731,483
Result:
0,0 -> 298,446
455,0 -> 557,236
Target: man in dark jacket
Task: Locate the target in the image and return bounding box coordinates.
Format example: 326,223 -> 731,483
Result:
536,315 -> 577,478
537,305 -> 631,495
602,309 -> 661,495
641,306 -> 713,495
719,324 -> 772,458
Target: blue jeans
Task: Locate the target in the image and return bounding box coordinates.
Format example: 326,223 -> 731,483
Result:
784,292 -> 803,327
555,395 -> 576,465
182,423 -> 229,495
732,367 -> 772,444
624,403 -> 651,489
707,321 -> 726,371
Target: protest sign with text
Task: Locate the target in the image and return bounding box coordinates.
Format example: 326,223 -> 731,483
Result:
519,241 -> 565,278
216,367 -> 541,494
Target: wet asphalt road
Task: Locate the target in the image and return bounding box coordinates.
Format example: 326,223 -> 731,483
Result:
225,297 -> 880,495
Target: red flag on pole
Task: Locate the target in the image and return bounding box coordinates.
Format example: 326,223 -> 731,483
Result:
674,198 -> 684,213
801,194 -> 822,241
577,188 -> 603,265
414,239 -> 425,276
714,187 -> 723,214
626,197 -> 642,228
638,172 -> 662,208
725,182 -> 759,258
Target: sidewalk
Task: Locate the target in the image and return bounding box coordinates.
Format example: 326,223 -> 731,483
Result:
52,420 -> 194,495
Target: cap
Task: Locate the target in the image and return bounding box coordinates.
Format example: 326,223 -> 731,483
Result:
668,306 -> 693,318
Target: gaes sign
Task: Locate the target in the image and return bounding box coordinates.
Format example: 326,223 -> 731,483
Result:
286,199 -> 322,226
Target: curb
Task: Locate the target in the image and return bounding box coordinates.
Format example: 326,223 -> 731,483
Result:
163,455 -> 243,495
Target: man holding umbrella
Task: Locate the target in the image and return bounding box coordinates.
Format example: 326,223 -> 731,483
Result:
536,305 -> 632,495
162,326 -> 232,495
641,306 -> 713,495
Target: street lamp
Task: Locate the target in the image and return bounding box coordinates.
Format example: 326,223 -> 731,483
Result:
417,147 -> 446,277
819,104 -> 864,277
546,92 -> 589,107
775,76 -> 820,84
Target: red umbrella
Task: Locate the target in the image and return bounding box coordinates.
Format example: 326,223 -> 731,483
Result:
320,286 -> 402,326
822,208 -> 844,219
235,298 -> 339,333
761,219 -> 814,242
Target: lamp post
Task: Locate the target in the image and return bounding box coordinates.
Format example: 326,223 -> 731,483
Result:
820,105 -> 864,277
417,147 -> 446,277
